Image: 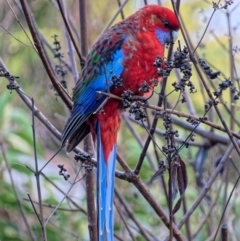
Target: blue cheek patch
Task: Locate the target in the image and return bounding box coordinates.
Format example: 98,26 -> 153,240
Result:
155,29 -> 171,45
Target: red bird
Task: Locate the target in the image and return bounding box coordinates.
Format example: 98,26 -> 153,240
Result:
62,5 -> 179,241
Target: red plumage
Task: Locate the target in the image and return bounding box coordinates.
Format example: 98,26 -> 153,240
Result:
88,5 -> 179,161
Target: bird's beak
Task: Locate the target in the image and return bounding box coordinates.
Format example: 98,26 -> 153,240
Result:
171,30 -> 178,43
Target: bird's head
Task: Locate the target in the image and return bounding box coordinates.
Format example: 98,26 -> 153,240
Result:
136,5 -> 180,45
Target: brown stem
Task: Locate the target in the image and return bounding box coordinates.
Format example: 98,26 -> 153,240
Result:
31,98 -> 47,241
79,0 -> 88,58
221,224 -> 228,241
85,163 -> 98,241
56,0 -> 85,67
19,0 -> 72,109
182,195 -> 191,241
226,8 -> 235,131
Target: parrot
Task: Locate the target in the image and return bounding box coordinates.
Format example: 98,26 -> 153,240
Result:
62,4 -> 179,241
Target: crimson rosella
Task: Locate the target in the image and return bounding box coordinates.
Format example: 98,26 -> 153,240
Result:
62,4 -> 179,241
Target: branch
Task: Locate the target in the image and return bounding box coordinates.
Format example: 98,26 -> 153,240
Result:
31,98 -> 47,241
19,0 -> 72,109
56,0 -> 85,67
97,91 -> 240,140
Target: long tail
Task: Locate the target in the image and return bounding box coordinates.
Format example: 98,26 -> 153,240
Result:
97,121 -> 117,241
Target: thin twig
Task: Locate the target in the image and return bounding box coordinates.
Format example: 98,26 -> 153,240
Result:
182,195 -> 191,241
226,7 -> 235,131
128,114 -> 229,145
44,166 -> 83,226
79,0 -> 88,58
48,220 -> 82,239
96,0 -> 129,43
5,0 -> 37,52
194,64 -> 240,155
0,24 -> 34,48
27,193 -> 43,225
40,33 -> 72,72
193,0 -> 221,53
114,199 -> 137,241
114,233 -> 125,241
116,0 -> 125,19
0,143 -> 36,241
122,114 -> 158,172
41,173 -> 87,215
31,98 -> 47,241
97,91 -> 240,140
11,0 -> 73,74
115,187 -> 153,241
56,0 -> 85,67
19,0 -> 72,109
60,0 -> 79,83
23,198 -> 84,212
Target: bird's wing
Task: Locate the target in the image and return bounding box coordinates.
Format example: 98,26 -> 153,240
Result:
61,30 -> 126,151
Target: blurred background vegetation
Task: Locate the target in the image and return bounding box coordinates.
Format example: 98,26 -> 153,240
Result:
0,0 -> 240,240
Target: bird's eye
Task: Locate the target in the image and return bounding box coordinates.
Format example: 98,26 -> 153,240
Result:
163,20 -> 170,28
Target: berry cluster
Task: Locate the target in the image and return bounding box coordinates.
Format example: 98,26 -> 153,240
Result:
74,152 -> 92,162
111,75 -> 123,88
154,46 -> 195,93
121,90 -> 134,109
52,35 -> 68,91
199,59 -> 220,80
129,102 -> 147,121
139,81 -> 150,93
58,164 -> 70,180
0,65 -> 19,91
199,59 -> 240,102
186,116 -> 199,126
212,0 -> 233,10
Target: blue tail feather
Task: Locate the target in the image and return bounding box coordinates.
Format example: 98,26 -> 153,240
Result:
105,146 -> 117,240
97,121 -> 116,241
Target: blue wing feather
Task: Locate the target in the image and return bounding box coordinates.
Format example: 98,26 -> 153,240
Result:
62,47 -> 125,148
